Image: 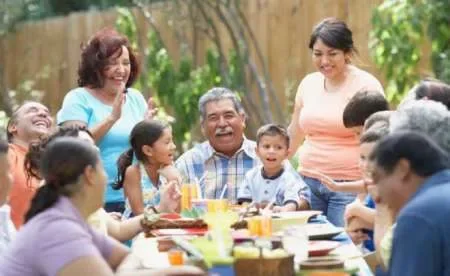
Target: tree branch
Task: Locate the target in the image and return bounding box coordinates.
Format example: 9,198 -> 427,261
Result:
0,64 -> 13,116
192,0 -> 230,87
200,0 -> 271,122
187,2 -> 199,66
213,0 -> 272,122
132,0 -> 167,50
132,10 -> 152,97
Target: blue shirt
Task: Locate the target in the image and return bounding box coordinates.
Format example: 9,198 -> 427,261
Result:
57,87 -> 147,203
363,195 -> 375,252
389,169 -> 450,276
237,165 -> 309,207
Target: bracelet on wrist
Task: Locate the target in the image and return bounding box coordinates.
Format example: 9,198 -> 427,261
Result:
149,205 -> 159,214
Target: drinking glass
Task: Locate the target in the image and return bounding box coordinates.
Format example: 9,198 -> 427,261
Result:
282,226 -> 309,264
181,184 -> 191,211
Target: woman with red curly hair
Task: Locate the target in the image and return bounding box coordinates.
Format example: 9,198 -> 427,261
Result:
57,28 -> 152,213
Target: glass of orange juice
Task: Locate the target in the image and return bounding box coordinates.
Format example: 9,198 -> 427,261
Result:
248,216 -> 262,236
260,216 -> 272,237
190,183 -> 198,201
181,184 -> 191,211
167,249 -> 184,265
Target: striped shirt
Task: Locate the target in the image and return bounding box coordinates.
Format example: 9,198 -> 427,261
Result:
175,139 -> 259,203
237,165 -> 310,207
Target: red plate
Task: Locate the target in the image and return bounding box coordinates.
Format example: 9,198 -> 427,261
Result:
308,241 -> 340,257
160,213 -> 182,220
150,228 -> 208,236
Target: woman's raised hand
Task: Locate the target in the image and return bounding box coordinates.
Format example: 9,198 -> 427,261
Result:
110,83 -> 126,122
145,97 -> 158,120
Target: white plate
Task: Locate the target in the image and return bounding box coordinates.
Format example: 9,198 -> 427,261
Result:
272,210 -> 322,219
302,224 -> 344,240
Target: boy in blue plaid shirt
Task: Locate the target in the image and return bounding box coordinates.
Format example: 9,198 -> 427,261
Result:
238,124 -> 309,211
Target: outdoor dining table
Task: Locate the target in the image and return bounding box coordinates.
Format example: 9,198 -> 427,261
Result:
123,214 -> 374,276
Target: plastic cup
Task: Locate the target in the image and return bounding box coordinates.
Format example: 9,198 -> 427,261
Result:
207,199 -> 228,213
191,199 -> 208,213
190,184 -> 198,200
248,216 -> 262,236
260,216 -> 273,237
282,226 -> 308,264
167,249 -> 184,265
181,184 -> 191,211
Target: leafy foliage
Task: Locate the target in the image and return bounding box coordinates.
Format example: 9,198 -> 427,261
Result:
146,34 -> 222,148
115,8 -> 241,150
426,0 -> 450,83
370,0 -> 450,104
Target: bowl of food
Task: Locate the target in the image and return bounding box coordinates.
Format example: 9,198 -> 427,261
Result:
271,211 -> 322,232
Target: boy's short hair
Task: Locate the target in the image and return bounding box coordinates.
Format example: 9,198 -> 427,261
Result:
343,90 -> 389,128
0,139 -> 8,154
360,123 -> 389,144
363,110 -> 393,133
256,124 -> 290,147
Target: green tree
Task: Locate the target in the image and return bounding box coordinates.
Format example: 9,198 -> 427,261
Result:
370,0 -> 450,104
115,8 -> 225,150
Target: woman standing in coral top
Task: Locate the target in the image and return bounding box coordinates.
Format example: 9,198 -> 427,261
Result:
287,18 -> 384,227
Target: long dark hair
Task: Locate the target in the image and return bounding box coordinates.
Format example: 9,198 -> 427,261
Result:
25,126 -> 93,181
25,137 -> 99,222
113,120 -> 168,190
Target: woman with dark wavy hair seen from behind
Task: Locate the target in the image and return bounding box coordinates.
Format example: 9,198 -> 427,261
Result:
0,137 -> 203,276
23,126 -> 145,242
57,28 -> 155,213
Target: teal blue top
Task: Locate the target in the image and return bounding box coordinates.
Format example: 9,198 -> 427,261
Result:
56,87 -> 147,203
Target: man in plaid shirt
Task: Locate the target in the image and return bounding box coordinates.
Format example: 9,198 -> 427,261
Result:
175,87 -> 310,205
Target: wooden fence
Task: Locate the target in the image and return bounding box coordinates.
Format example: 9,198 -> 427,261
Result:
1,0 -> 385,116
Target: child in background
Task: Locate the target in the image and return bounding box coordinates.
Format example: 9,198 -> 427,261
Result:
237,124 -> 309,212
115,120 -> 180,218
343,90 -> 389,136
302,93 -> 390,194
343,125 -> 389,246
301,90 -> 390,252
0,139 -> 15,255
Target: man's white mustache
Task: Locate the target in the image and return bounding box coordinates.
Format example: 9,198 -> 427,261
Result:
215,128 -> 233,135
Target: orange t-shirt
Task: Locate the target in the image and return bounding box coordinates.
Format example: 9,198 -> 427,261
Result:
296,65 -> 384,180
8,144 -> 40,229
